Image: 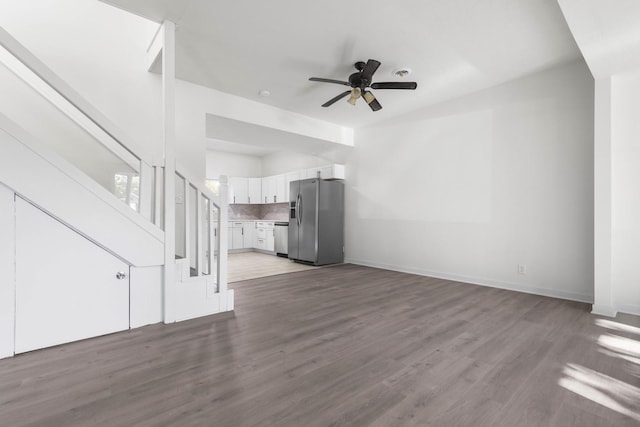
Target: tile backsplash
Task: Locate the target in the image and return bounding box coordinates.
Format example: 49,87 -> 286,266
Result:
229,203 -> 289,221
228,204 -> 261,220
260,203 -> 290,220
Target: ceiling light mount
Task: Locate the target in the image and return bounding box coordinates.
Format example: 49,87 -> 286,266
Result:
258,89 -> 271,97
392,68 -> 412,78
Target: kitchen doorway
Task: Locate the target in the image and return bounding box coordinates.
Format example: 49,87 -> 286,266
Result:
228,252 -> 317,283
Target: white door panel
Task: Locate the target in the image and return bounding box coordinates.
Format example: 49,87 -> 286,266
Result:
15,197 -> 129,353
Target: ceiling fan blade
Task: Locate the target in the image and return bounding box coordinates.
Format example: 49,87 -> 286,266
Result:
322,90 -> 352,107
360,59 -> 381,83
363,91 -> 382,111
309,77 -> 351,86
371,82 -> 418,90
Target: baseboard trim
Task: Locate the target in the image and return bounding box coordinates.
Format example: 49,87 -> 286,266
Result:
615,303 -> 640,317
345,258 -> 594,304
591,304 -> 618,318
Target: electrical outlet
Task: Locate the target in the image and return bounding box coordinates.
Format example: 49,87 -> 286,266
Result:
518,264 -> 527,275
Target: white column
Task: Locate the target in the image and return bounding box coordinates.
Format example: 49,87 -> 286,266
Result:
0,184 -> 15,358
139,162 -> 153,221
162,21 -> 177,323
196,190 -> 203,276
592,77 -> 616,317
218,175 -> 229,309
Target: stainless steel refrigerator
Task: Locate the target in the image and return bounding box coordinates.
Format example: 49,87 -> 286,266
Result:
288,178 -> 344,265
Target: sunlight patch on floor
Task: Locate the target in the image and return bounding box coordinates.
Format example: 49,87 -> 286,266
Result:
595,319 -> 640,335
598,334 -> 640,362
559,363 -> 640,422
559,318 -> 640,422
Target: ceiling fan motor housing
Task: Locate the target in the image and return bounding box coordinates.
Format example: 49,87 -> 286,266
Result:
349,72 -> 366,88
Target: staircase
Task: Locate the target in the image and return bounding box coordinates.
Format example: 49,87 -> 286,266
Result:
0,24 -> 231,359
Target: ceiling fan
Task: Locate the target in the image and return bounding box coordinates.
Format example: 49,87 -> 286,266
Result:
309,59 -> 417,111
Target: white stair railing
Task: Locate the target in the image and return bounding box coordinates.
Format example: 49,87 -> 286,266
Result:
0,26 -> 157,224
173,165 -> 228,298
0,24 -> 233,320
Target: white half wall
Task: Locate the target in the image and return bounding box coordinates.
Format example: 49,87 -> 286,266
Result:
345,60 -> 595,303
206,150 -> 262,179
611,70 -> 640,315
130,265 -> 163,328
177,78 -> 352,182
0,183 -> 14,359
261,151 -> 337,177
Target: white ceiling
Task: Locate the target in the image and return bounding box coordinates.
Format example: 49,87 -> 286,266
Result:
101,0 -> 582,130
557,0 -> 640,79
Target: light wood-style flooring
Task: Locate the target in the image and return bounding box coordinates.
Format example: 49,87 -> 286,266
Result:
228,251 -> 317,283
1,264 -> 639,426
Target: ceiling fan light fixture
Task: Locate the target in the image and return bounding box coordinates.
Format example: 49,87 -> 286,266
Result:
363,91 -> 375,104
392,68 -> 412,78
347,87 -> 361,106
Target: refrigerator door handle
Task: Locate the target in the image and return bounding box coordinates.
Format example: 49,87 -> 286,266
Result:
298,193 -> 303,226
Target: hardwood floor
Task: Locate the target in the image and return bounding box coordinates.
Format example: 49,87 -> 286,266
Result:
1,264 -> 639,426
228,252 -> 318,283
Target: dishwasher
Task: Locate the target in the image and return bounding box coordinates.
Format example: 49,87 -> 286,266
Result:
274,222 -> 289,257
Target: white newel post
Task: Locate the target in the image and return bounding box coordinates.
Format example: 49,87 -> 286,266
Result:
139,162 -> 153,221
0,184 -> 15,358
162,20 -> 177,323
218,175 -> 229,308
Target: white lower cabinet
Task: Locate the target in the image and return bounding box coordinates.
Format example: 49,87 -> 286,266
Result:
266,228 -> 275,252
254,221 -> 275,252
242,222 -> 253,248
228,220 -> 276,252
229,221 -> 245,250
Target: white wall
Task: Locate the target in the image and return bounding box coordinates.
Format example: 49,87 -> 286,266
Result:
206,150 -> 262,178
207,147 -> 349,179
611,70 -> 640,314
0,0 -> 163,163
345,60 -> 595,302
261,151 -> 335,176
0,183 -> 14,358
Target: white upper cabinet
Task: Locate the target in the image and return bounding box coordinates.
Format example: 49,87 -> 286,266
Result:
247,178 -> 262,205
229,165 -> 344,204
262,175 -> 285,204
303,164 -> 345,180
228,177 -> 248,204
300,168 -> 318,179
325,164 -> 345,179
275,174 -> 286,203
262,176 -> 275,204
